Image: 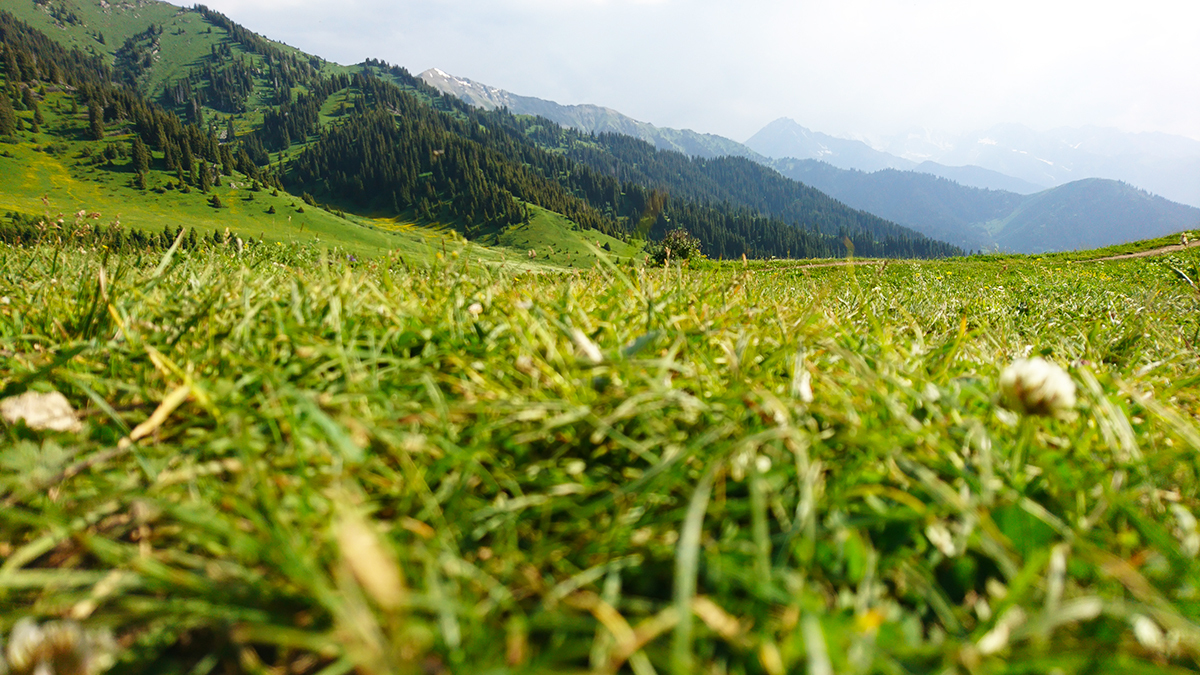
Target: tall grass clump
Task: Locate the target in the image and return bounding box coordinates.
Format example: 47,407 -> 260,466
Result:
1,241 -> 1199,674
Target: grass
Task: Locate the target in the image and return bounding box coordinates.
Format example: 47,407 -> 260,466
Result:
970,230 -> 1198,264
2,238 -> 1199,674
483,204 -> 643,268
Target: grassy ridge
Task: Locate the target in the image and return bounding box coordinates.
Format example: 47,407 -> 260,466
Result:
2,240 -> 1200,673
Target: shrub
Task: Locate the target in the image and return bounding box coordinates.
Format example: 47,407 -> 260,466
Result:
646,227 -> 701,266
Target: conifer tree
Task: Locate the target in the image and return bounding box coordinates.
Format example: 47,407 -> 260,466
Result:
219,144 -> 234,176
131,136 -> 150,174
88,102 -> 103,140
3,47 -> 19,82
0,94 -> 15,136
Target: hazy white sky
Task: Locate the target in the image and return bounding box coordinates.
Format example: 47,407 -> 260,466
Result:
187,0 -> 1200,143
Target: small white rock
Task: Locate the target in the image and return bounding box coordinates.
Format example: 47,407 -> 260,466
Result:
1,391 -> 82,433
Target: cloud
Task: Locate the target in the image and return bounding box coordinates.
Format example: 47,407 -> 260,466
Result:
187,0 -> 1200,142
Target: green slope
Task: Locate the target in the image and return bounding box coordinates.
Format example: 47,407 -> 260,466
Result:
5,0 -> 349,98
0,80 -> 580,266
483,204 -> 642,266
989,178 -> 1200,253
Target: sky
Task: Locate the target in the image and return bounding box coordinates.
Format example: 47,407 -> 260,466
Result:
187,0 -> 1200,144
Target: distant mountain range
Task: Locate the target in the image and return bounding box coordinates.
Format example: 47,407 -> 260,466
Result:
749,118 -> 1200,209
421,69 -> 1200,254
772,159 -> 1200,253
419,71 -> 1042,196
746,118 -> 1046,194
418,69 -> 760,161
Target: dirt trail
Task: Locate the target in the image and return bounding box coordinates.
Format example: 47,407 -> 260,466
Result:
1080,239 -> 1200,262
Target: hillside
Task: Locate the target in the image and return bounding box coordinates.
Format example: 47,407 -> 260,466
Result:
416,71 -> 958,258
0,3 -> 960,262
772,159 -> 1200,253
989,178 -> 1200,253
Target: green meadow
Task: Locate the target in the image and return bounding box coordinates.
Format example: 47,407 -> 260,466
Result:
2,235 -> 1199,674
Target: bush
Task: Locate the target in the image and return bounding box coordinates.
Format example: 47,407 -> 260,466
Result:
646,227 -> 701,266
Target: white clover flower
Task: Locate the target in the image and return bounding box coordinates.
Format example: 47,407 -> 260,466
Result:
999,357 -> 1076,417
755,455 -> 772,474
3,618 -> 115,675
1131,614 -> 1167,652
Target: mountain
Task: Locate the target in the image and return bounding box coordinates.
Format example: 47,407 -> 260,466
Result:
746,117 -> 1045,194
771,159 -> 1200,253
878,124 -> 1200,208
422,73 -> 1038,198
911,162 -> 1045,195
745,118 -> 916,172
988,179 -> 1200,253
0,3 -> 960,263
419,68 -> 761,161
